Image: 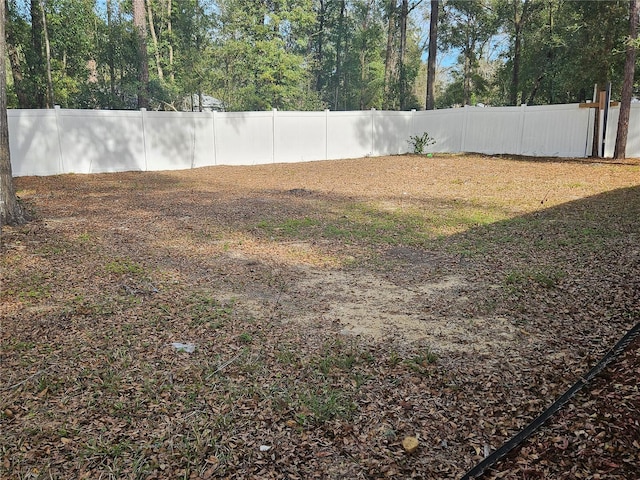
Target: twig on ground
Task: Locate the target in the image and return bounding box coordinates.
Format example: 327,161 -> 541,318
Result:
3,366 -> 51,391
206,352 -> 243,379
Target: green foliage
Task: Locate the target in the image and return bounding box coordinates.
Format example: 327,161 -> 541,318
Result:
406,348 -> 438,374
439,0 -> 500,106
3,0 -> 637,111
238,332 -> 253,344
504,267 -> 566,292
2,272 -> 52,302
408,132 -> 436,154
211,0 -> 321,111
187,294 -> 234,328
297,387 -> 356,426
105,259 -> 144,276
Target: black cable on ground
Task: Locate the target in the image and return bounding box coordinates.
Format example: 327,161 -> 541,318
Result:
460,320 -> 640,480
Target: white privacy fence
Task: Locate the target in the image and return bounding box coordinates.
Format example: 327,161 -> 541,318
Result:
7,102 -> 637,177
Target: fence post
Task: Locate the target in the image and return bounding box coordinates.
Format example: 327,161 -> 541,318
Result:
272,108 -> 277,163
53,105 -> 65,174
410,109 -> 416,155
325,109 -> 330,160
370,108 -> 375,156
460,105 -> 470,152
212,110 -> 218,166
140,108 -> 148,171
517,103 -> 527,155
191,114 -> 196,170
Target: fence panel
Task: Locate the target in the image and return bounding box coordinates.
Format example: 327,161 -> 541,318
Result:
462,106 -> 524,155
8,103 -> 637,177
372,110 -> 413,156
326,111 -> 372,160
142,111 -> 195,171
193,112 -> 216,168
58,109 -> 145,174
214,111 -> 274,165
274,111 -> 327,163
9,109 -> 61,176
412,109 -> 466,153
521,104 -> 593,158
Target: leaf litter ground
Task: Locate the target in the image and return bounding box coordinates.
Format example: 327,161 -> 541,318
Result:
1,154 -> 639,479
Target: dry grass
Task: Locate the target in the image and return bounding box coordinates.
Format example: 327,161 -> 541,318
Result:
1,154 -> 639,479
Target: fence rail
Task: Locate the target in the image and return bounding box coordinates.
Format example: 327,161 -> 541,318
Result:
8,102 -> 636,177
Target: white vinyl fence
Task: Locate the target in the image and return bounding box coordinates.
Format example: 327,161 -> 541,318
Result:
8,102 -> 635,177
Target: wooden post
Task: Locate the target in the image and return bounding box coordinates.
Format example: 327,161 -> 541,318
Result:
580,86 -> 619,158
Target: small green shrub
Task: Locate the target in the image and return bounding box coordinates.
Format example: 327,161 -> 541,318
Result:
238,332 -> 253,343
406,348 -> 438,374
408,132 -> 436,154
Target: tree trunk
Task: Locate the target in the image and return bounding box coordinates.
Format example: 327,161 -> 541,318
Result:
614,0 -> 639,159
40,0 -> 55,107
6,43 -> 28,107
30,0 -> 46,108
509,1 -> 525,105
399,0 -> 408,109
426,0 -> 438,110
463,48 -> 471,105
133,0 -> 150,109
106,0 -> 116,107
0,0 -> 25,230
525,72 -> 545,106
359,0 -> 373,110
510,21 -> 522,105
167,0 -> 174,82
314,0 -> 326,93
333,0 -> 346,110
384,0 -> 397,109
359,47 -> 367,110
147,0 -> 164,80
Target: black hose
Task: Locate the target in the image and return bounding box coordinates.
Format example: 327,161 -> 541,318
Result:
460,320 -> 640,480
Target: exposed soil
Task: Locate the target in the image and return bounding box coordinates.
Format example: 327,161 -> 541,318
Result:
1,154 -> 639,479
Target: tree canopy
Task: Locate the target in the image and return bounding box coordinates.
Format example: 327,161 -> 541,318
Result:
2,0 -> 638,111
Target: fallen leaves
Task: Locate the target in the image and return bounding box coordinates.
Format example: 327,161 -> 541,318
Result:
481,335 -> 640,479
1,156 -> 639,478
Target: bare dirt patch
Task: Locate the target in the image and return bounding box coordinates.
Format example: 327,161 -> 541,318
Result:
1,154 -> 639,479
